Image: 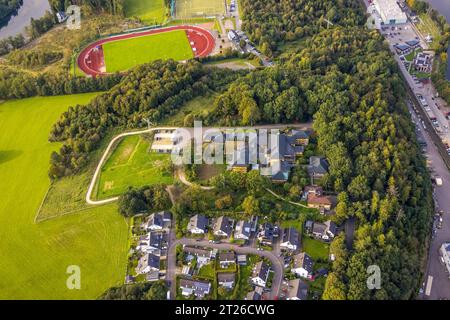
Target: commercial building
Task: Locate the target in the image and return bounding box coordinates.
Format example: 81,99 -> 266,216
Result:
373,0 -> 407,25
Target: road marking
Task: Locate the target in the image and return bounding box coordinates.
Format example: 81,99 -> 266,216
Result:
425,275 -> 433,296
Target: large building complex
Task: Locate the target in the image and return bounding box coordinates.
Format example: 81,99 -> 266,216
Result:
373,0 -> 407,25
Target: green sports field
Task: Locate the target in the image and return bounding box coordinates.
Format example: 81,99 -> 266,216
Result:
175,0 -> 225,18
0,94 -> 128,299
95,135 -> 174,200
124,0 -> 167,24
103,30 -> 194,72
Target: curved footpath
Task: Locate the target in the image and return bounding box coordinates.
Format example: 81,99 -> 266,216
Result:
166,238 -> 284,300
85,127 -> 178,205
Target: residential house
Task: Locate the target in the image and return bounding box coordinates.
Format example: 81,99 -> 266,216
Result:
183,246 -> 212,265
307,193 -> 333,211
234,220 -> 251,240
280,227 -> 300,251
251,261 -> 270,287
258,223 -> 275,246
144,211 -> 171,231
440,242 -> 450,274
286,129 -> 310,146
302,185 -> 323,201
179,279 -> 211,298
136,253 -> 160,275
218,273 -> 236,289
187,214 -> 209,234
213,216 -> 234,238
287,279 -> 308,300
218,251 -> 236,268
307,156 -> 329,181
312,220 -> 337,241
292,253 -> 313,279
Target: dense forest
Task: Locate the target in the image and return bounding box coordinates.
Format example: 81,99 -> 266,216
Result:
240,0 -> 365,55
99,281 -> 167,300
48,61 -> 242,178
48,0 -> 124,16
0,0 -> 22,22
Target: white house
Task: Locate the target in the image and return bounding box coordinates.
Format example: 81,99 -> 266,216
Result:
136,253 -> 160,275
180,279 -> 211,297
234,220 -> 251,240
144,211 -> 171,231
291,252 -> 313,279
280,227 -> 300,251
218,251 -> 236,268
251,261 -> 270,287
187,214 -> 208,234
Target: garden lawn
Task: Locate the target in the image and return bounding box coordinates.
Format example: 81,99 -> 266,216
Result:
124,0 -> 167,24
175,0 -> 225,18
302,237 -> 330,261
103,30 -> 194,72
96,135 -> 174,200
0,94 -> 128,299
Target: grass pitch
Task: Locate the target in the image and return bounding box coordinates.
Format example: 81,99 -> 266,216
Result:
0,94 -> 128,299
103,30 -> 194,72
124,0 -> 167,24
96,135 -> 174,200
175,0 -> 225,18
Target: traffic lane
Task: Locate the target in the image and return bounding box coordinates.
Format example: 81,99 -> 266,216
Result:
168,238 -> 284,300
411,104 -> 450,299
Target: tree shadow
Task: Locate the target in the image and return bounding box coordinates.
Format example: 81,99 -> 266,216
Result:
0,150 -> 23,166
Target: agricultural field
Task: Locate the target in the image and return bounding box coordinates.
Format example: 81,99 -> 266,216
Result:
124,0 -> 168,24
175,0 -> 225,18
0,94 -> 128,299
103,30 -> 194,72
95,135 -> 174,200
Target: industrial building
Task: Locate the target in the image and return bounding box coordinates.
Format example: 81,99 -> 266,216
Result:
373,0 -> 407,25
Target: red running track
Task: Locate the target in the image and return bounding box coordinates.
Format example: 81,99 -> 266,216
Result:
77,25 -> 215,77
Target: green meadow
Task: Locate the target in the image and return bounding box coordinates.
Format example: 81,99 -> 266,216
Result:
0,94 -> 128,299
124,0 -> 167,25
103,30 -> 194,72
95,135 -> 174,200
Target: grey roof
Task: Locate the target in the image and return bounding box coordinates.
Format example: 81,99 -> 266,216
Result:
288,279 -> 308,300
282,227 -> 300,247
305,220 -> 314,229
149,232 -> 163,248
218,273 -> 236,283
139,253 -> 160,270
214,216 -> 233,236
259,223 -> 274,242
188,214 -> 209,231
219,251 -> 236,263
162,211 -> 171,221
312,222 -> 327,235
148,212 -> 163,227
293,253 -> 313,274
443,243 -> 450,253
287,130 -> 310,141
179,279 -> 211,295
406,40 -> 420,47
253,261 -> 270,281
326,220 -> 338,236
183,246 -> 211,257
235,220 -> 251,238
394,44 -> 410,51
307,156 -> 329,175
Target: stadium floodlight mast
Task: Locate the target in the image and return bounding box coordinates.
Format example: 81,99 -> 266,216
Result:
324,18 -> 334,29
142,118 -> 155,130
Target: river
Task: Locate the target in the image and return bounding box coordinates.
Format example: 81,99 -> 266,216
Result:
424,0 -> 450,80
0,0 -> 50,40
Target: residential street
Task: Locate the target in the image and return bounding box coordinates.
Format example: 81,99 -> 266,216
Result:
166,238 -> 284,300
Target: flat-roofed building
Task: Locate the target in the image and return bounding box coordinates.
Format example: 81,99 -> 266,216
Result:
373,0 -> 407,25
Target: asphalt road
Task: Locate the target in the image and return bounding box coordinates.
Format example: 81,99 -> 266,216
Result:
166,238 -> 284,300
409,102 -> 450,299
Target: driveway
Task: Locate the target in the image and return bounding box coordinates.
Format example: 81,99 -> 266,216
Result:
166,238 -> 284,300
